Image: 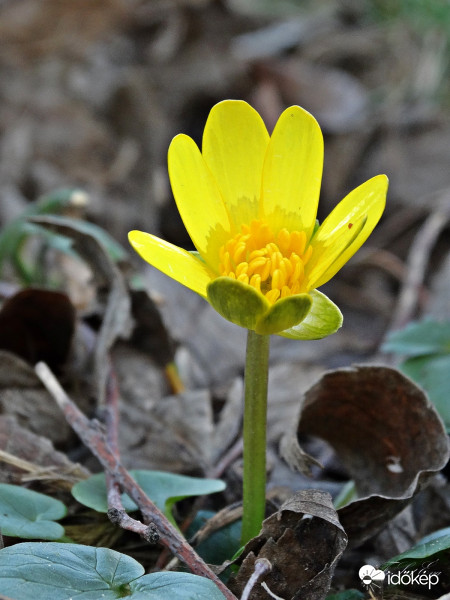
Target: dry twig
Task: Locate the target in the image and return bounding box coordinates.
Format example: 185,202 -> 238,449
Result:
389,203 -> 450,331
34,361 -> 237,600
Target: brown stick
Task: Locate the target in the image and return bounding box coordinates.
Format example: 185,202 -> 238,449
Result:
35,361 -> 237,600
101,366 -> 157,542
388,206 -> 450,331
102,366 -> 127,519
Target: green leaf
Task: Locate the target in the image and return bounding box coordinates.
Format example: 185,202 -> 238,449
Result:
135,571 -> 226,599
255,293 -> 312,335
72,471 -> 226,525
400,354 -> 450,432
279,289 -> 343,340
382,319 -> 450,357
0,187 -> 87,283
31,214 -> 128,263
333,480 -> 357,510
0,542 -> 226,599
0,483 -> 66,540
72,473 -> 137,513
419,526 -> 450,545
382,527 -> 450,570
21,222 -> 78,257
207,276 -> 269,330
326,591 -> 364,600
186,510 -> 242,566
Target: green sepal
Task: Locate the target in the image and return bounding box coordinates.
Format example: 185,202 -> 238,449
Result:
278,289 -> 343,340
255,293 -> 312,335
207,276 -> 270,330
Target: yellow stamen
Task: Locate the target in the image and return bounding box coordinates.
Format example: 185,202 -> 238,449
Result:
248,256 -> 267,275
280,285 -> 291,298
266,288 -> 280,303
233,242 -> 247,264
218,220 -> 312,304
277,228 -> 291,254
250,274 -> 261,291
236,262 -> 248,278
272,269 -> 284,290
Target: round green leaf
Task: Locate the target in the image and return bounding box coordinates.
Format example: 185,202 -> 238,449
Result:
133,571 -> 226,599
72,473 -> 137,513
72,470 -> 226,525
186,510 -> 242,566
207,276 -> 269,330
383,319 -> 450,357
0,483 -> 66,540
401,354 -> 450,432
0,542 -> 226,599
278,289 -> 343,340
255,293 -> 312,335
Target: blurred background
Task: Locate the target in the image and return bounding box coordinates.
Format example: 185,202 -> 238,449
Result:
1,1 -> 450,570
1,0 -> 449,369
1,0 -> 449,240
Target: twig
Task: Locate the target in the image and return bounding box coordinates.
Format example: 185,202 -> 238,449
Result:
207,438 -> 244,480
154,438 -> 244,571
35,361 -> 237,600
102,365 -> 125,518
388,206 -> 450,332
107,506 -> 159,543
241,558 -> 272,600
0,449 -> 88,489
101,367 -> 165,543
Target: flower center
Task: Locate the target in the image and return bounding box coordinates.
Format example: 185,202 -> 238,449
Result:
218,220 -> 312,304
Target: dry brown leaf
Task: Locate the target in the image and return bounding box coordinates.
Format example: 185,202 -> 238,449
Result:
129,288 -> 174,368
31,215 -> 133,404
0,351 -> 71,445
230,490 -> 347,600
0,414 -> 89,489
0,288 -> 75,372
281,365 -> 449,546
114,343 -> 214,473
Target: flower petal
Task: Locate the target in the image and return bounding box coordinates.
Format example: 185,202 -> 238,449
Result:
207,276 -> 270,330
168,133 -> 231,269
255,294 -> 312,335
278,290 -> 343,340
262,105 -> 323,239
202,100 -> 270,229
128,230 -> 214,298
306,174 -> 388,290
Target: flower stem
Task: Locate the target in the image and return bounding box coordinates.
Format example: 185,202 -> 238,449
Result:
241,329 -> 270,546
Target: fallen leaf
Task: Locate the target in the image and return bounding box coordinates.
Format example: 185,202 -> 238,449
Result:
31,215 -> 133,404
0,353 -> 71,445
115,343 -> 214,473
230,489 -> 347,600
0,415 -> 89,489
280,365 -> 449,546
0,288 -> 75,372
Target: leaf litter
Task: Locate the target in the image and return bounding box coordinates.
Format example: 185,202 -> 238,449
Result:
1,1 -> 450,599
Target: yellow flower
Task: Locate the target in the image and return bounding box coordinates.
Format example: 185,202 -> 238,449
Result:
129,100 -> 388,339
